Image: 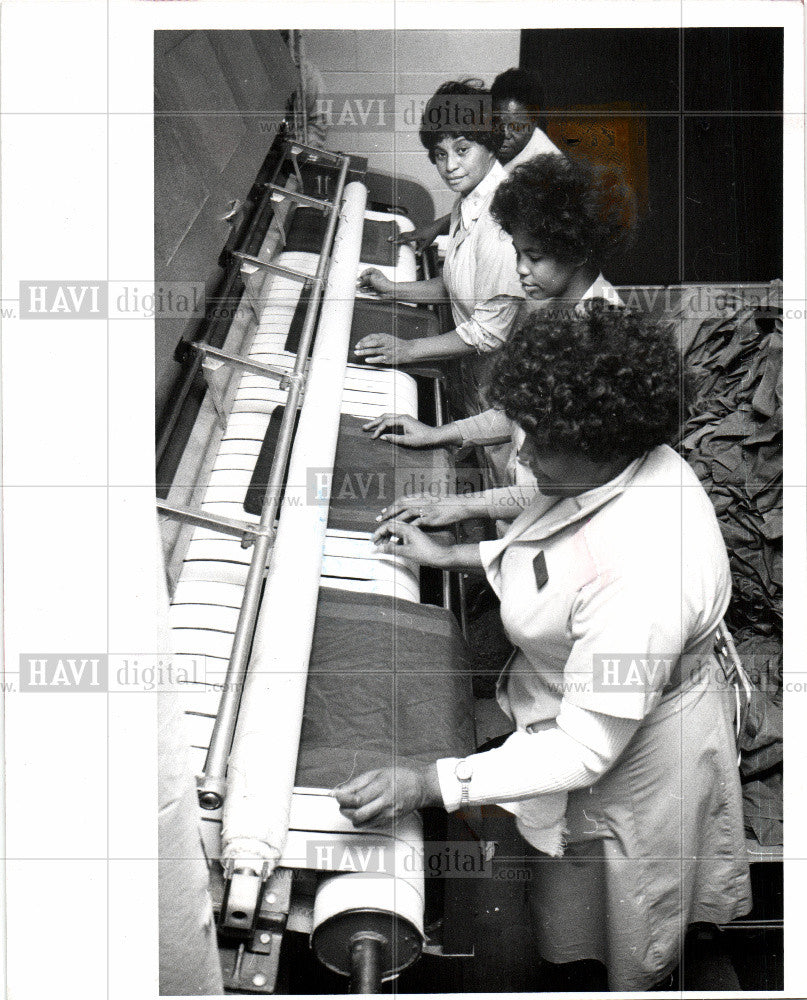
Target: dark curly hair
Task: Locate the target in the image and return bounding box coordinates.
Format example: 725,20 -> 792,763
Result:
489,300 -> 687,462
419,81 -> 502,163
490,153 -> 637,265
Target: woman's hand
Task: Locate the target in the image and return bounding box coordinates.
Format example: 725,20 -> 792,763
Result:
376,492 -> 469,529
387,225 -> 435,252
353,334 -> 412,366
373,518 -> 455,565
357,267 -> 395,297
334,762 -> 441,828
362,413 -> 439,446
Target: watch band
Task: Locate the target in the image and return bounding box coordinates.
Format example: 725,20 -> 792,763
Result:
454,759 -> 473,808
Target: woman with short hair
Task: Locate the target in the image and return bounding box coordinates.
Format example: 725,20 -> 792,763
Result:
353,81 -> 524,431
337,301 -> 752,991
393,67 -> 560,251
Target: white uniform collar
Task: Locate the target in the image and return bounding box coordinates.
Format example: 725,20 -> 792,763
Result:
457,160 -> 508,231
498,449 -> 652,546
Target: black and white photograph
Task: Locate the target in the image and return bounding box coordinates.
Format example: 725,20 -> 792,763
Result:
1,4 -> 805,1000
153,22 -> 788,995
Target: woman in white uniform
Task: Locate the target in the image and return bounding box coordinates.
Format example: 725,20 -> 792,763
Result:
353,81 -> 524,433
365,153 -> 637,520
391,68 -> 561,252
335,302 -> 752,991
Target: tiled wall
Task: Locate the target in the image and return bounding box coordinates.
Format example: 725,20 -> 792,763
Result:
303,30 -> 520,220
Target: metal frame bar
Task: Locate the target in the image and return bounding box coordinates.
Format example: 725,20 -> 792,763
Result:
232,250 -> 324,286
156,135 -> 341,477
197,151 -> 351,811
433,378 -> 453,613
266,184 -> 331,212
194,343 -> 294,383
718,919 -> 783,932
156,143 -> 291,474
287,140 -> 344,165
196,343 -> 300,430
156,500 -> 270,545
289,30 -> 308,147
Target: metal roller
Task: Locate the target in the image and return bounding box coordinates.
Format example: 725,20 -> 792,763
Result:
221,181 -> 370,883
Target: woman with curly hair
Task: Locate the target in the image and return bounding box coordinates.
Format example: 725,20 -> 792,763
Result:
336,302 -> 752,991
353,80 -> 524,427
492,150 -> 636,305
364,153 -> 637,515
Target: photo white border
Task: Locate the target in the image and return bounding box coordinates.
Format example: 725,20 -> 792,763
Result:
1,2 -> 804,998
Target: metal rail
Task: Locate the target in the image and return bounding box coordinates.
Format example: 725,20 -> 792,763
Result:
196,151 -> 351,810
156,136 -> 312,479
419,246 -> 453,613
231,251 -> 323,286
156,500 -> 271,544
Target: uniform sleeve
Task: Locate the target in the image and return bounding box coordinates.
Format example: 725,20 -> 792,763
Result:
561,571 -> 695,719
453,408 -> 513,445
436,700 -> 639,810
454,295 -> 524,353
451,410 -> 541,514
480,486 -> 543,519
453,218 -> 524,352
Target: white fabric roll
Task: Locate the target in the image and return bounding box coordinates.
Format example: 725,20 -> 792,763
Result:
158,523 -> 224,995
221,182 -> 369,873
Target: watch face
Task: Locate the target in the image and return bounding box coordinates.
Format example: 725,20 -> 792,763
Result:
455,760 -> 473,782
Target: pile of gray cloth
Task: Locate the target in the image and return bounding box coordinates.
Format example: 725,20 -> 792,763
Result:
674,281 -> 783,847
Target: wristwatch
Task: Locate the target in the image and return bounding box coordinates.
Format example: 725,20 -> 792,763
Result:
454,758 -> 473,808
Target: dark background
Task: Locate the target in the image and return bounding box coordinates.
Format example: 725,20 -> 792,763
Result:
520,27 -> 783,285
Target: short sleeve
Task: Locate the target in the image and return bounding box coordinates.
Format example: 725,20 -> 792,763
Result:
481,486 -> 543,519
453,215 -> 524,351
474,216 -> 524,300
562,571 -> 695,719
454,408 -> 514,445
454,295 -> 523,352
478,537 -> 510,597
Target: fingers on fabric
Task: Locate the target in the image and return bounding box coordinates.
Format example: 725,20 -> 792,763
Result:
361,413 -> 394,435
372,519 -> 421,551
354,336 -> 394,364
376,499 -> 417,525
333,769 -> 382,802
353,335 -> 380,354
340,798 -> 390,828
371,524 -> 398,551
344,769 -> 426,827
377,490 -> 440,524
334,771 -> 394,827
388,230 -> 424,248
372,520 -> 405,548
362,414 -> 408,440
